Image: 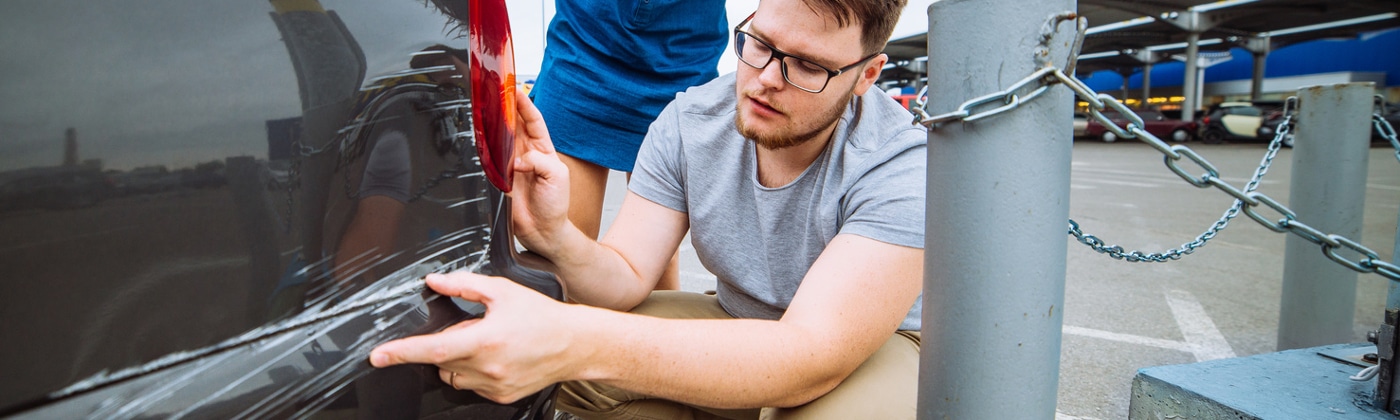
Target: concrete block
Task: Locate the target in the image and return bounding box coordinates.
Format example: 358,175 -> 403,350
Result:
1129,343 -> 1393,419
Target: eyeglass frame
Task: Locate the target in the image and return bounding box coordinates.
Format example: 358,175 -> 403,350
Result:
733,12 -> 881,94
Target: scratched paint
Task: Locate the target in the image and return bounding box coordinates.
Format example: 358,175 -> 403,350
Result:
12,209 -> 558,418
0,0 -> 562,417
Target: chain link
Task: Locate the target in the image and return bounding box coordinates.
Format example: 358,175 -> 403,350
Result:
1068,115 -> 1290,263
1375,95 -> 1400,163
912,13 -> 1400,280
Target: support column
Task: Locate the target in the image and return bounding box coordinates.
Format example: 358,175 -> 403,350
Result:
1245,35 -> 1271,102
1120,69 -> 1133,103
1182,32 -> 1200,122
1133,49 -> 1155,106
1142,62 -> 1153,105
1277,82 -> 1375,350
920,0 -> 1072,418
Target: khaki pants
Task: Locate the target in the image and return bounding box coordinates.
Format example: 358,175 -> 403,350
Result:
555,291 -> 921,420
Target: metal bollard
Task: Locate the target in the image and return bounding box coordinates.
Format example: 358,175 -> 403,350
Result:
919,0 -> 1074,417
1276,82 -> 1374,350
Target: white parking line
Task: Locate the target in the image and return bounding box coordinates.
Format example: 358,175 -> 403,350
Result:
1061,289 -> 1234,363
1062,325 -> 1192,353
1165,289 -> 1236,361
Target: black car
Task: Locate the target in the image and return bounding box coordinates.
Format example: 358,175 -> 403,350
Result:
1375,104 -> 1400,144
1256,102 -> 1400,148
0,0 -> 561,418
1199,102 -> 1282,144
1255,110 -> 1296,148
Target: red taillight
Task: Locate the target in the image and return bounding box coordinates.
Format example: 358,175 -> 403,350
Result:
1202,116 -> 1211,125
470,0 -> 517,193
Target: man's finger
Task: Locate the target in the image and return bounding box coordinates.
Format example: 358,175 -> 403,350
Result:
514,90 -> 554,154
514,150 -> 562,182
370,329 -> 467,368
424,272 -> 517,305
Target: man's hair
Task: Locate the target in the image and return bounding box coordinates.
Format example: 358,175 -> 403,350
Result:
802,0 -> 908,56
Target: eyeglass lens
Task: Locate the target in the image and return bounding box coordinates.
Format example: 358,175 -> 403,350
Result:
735,31 -> 831,93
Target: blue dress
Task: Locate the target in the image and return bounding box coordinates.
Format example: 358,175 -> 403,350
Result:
529,0 -> 727,172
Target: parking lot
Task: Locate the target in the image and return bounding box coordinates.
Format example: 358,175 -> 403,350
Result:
600,139 -> 1400,419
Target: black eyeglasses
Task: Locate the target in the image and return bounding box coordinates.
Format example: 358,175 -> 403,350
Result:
733,12 -> 879,93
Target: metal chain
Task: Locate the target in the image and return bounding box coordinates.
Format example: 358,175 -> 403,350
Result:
1068,110 -> 1293,262
910,13 -> 1400,280
1374,95 -> 1400,163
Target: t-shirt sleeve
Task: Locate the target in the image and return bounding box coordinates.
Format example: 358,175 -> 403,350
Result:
626,103 -> 688,213
839,133 -> 926,250
358,130 -> 412,203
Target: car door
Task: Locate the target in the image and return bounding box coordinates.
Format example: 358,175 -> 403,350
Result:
1222,106 -> 1263,137
0,0 -> 560,418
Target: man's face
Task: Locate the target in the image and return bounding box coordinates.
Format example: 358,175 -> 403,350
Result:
734,0 -> 878,150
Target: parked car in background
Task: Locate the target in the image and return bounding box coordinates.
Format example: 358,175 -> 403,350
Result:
893,93 -> 921,115
1084,108 -> 1197,143
1376,103 -> 1400,144
1200,101 -> 1284,144
0,1 -> 562,418
1255,102 -> 1399,148
1073,112 -> 1090,138
1255,111 -> 1295,148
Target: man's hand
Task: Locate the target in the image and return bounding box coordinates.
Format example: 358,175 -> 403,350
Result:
368,272 -> 585,404
509,90 -> 572,254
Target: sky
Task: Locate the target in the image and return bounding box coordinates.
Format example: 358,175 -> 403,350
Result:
505,0 -> 939,79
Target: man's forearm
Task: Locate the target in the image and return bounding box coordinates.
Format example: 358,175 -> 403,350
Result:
534,226 -> 655,310
568,307 -> 857,408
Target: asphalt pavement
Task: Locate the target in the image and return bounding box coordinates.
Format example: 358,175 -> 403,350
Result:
597,139 -> 1400,419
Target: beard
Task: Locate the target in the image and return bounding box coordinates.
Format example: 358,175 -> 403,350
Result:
735,88 -> 853,150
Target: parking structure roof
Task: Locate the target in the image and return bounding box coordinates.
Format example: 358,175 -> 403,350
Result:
881,0 -> 1400,81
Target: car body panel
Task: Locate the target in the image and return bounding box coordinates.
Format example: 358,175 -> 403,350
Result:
1073,112 -> 1090,138
1219,106 -> 1263,137
0,0 -> 560,418
1201,101 -> 1284,143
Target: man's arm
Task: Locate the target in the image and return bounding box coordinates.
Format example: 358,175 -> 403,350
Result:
370,233 -> 922,408
538,191 -> 690,310
581,234 -> 923,407
507,90 -> 688,310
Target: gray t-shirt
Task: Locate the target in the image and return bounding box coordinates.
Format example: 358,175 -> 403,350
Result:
630,73 -> 927,330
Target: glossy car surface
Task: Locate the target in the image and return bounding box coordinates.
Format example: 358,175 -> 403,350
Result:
0,0 -> 560,418
1084,109 -> 1197,143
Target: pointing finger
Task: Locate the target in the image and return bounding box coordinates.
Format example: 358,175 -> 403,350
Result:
423,272 -> 512,305
369,328 -> 474,368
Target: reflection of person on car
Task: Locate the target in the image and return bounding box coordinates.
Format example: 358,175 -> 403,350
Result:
329,44 -> 475,419
372,0 -> 927,417
331,45 -> 470,286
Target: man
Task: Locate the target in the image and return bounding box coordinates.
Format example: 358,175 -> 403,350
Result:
370,0 -> 925,417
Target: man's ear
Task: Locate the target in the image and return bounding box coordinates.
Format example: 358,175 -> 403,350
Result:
851,53 -> 888,96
